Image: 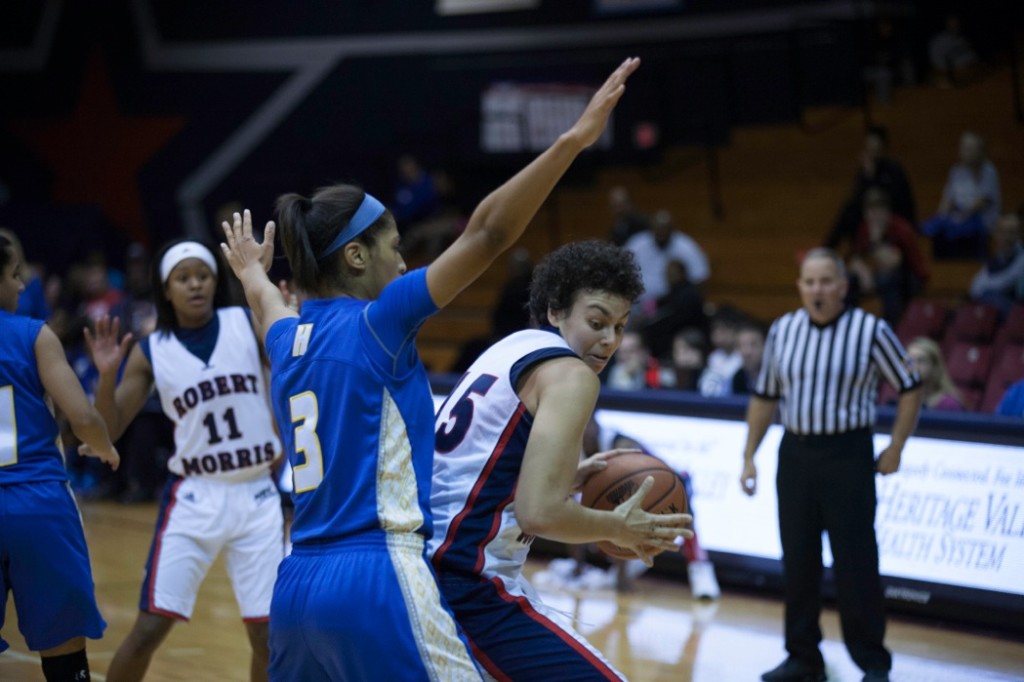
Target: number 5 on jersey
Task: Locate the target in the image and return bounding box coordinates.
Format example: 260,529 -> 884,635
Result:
290,391 -> 323,492
436,374 -> 497,453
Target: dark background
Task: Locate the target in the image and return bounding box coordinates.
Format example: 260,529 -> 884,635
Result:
0,0 -> 1018,275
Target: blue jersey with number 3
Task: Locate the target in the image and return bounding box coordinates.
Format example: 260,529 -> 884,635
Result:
265,268 -> 440,544
0,310 -> 66,485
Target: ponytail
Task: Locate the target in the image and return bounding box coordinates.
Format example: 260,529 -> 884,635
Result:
277,193 -> 321,292
275,184 -> 392,295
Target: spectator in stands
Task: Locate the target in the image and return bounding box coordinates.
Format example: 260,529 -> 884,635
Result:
969,212 -> 1024,317
608,185 -> 651,247
907,337 -> 964,411
922,131 -> 1001,260
636,258 -> 707,359
698,307 -> 744,397
666,327 -> 708,391
928,13 -> 980,87
625,209 -> 709,311
390,154 -> 440,234
401,168 -> 468,261
825,126 -> 916,251
996,378 -> 1024,417
76,252 -> 125,323
607,331 -> 672,390
0,227 -> 50,321
731,322 -> 766,395
848,187 -> 929,326
862,16 -> 917,104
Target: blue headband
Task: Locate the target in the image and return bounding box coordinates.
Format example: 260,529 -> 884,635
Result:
320,193 -> 387,258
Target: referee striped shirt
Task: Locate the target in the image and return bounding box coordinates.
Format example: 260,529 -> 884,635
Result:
754,307 -> 920,435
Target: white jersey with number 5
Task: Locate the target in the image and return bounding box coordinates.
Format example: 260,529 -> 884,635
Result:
428,328 -> 576,583
150,307 -> 280,483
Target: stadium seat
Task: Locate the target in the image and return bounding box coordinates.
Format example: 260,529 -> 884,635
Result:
895,300 -> 948,344
980,343 -> 1024,412
944,302 -> 1000,345
954,386 -> 983,411
877,381 -> 898,406
992,304 -> 1024,357
945,342 -> 993,389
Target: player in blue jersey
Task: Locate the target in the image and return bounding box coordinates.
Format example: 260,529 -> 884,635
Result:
219,57 -> 643,682
0,234 -> 119,682
86,239 -> 284,682
428,241 -> 692,680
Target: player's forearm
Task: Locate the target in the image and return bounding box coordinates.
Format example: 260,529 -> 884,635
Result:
519,497 -> 627,546
464,134 -> 584,254
93,372 -> 125,440
69,408 -> 116,457
889,386 -> 923,450
743,396 -> 776,460
237,266 -> 282,329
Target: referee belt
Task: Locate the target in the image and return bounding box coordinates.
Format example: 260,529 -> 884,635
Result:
784,427 -> 871,447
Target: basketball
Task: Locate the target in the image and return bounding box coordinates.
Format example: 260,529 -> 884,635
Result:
580,452 -> 688,560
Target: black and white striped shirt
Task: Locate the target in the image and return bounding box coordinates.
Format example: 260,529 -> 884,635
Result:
754,307 -> 920,435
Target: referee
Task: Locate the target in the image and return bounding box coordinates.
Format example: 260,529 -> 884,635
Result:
740,248 -> 923,682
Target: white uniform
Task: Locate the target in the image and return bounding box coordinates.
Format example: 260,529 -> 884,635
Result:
143,307 -> 284,620
429,329 -> 626,680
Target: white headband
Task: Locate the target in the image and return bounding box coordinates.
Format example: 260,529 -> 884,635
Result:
159,241 -> 218,283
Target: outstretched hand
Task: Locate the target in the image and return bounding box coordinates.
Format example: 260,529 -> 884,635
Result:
83,316 -> 133,376
614,476 -> 693,567
568,57 -> 641,149
79,443 -> 120,471
220,209 -> 276,279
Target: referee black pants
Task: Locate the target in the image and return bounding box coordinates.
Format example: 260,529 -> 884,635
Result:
776,428 -> 891,674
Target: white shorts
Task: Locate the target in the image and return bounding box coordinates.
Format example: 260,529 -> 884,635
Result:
141,474 -> 284,621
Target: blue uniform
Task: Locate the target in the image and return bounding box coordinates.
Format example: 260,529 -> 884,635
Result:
263,268 -> 481,681
0,310 -> 105,652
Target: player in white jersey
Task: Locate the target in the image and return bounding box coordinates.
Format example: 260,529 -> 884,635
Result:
428,241 -> 693,680
87,240 -> 284,682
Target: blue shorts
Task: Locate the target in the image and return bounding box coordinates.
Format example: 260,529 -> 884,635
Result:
268,532 -> 481,682
438,571 -> 625,681
0,481 -> 105,652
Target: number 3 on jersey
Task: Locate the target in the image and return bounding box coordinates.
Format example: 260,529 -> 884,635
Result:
290,391 -> 323,492
436,374 -> 497,453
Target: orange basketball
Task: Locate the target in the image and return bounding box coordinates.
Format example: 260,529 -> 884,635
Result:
580,452 -> 687,560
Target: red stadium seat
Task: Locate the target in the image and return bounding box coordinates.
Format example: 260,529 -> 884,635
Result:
944,302 -> 1000,345
877,382 -> 898,406
992,304 -> 1024,358
895,300 -> 948,344
954,386 -> 983,411
945,342 -> 993,389
999,304 -> 1024,343
980,344 -> 1024,412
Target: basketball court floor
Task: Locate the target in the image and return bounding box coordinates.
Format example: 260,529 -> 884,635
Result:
2,501 -> 1021,681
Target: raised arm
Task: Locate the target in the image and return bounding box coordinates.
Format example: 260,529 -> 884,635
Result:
515,358 -> 691,564
425,57 -> 641,308
85,316 -> 154,442
36,325 -> 119,469
220,210 -> 298,343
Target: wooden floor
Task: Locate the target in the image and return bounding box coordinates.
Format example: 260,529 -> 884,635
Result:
3,501 -> 1022,681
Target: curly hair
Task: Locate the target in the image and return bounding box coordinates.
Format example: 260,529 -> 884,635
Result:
528,240 -> 644,326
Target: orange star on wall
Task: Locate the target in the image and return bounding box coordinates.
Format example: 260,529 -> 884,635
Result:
9,51 -> 184,245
